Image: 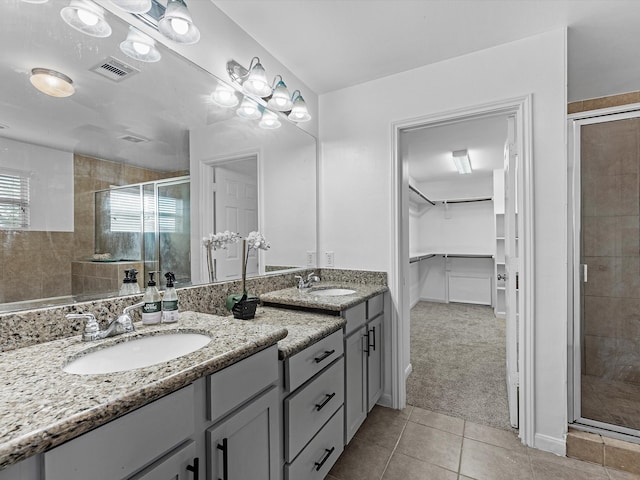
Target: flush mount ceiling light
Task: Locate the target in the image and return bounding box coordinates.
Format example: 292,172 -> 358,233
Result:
236,97 -> 262,120
158,0 -> 200,45
267,76 -> 293,112
211,83 -> 239,108
452,149 -> 472,175
110,0 -> 151,14
288,90 -> 311,123
259,110 -> 281,130
60,0 -> 112,38
20,0 -> 49,4
30,68 -> 75,98
120,27 -> 161,62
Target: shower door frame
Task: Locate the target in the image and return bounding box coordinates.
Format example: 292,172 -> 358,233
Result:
568,104 -> 640,441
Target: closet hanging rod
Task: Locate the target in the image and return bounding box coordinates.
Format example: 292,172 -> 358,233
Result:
409,254 -> 436,264
443,254 -> 494,259
441,197 -> 493,204
408,184 -> 436,206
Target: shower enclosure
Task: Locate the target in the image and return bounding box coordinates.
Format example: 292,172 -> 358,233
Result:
95,176 -> 191,288
570,111 -> 640,439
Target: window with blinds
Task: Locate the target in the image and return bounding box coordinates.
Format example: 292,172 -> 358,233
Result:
0,170 -> 30,229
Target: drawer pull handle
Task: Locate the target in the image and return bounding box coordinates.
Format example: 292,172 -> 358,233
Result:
369,325 -> 376,351
315,392 -> 336,411
314,446 -> 336,471
217,438 -> 228,480
314,349 -> 335,363
186,457 -> 199,480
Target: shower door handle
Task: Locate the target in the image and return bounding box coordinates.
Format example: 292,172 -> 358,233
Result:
582,264 -> 588,283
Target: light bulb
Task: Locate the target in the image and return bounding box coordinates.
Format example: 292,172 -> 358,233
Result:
133,42 -> 151,55
170,17 -> 189,35
77,8 -> 98,25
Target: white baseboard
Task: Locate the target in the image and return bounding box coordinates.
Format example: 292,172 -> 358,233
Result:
378,393 -> 393,408
534,433 -> 566,456
405,363 -> 413,379
419,296 -> 447,304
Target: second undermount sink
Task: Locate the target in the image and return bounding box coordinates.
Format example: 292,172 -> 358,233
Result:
310,288 -> 357,297
63,333 -> 211,375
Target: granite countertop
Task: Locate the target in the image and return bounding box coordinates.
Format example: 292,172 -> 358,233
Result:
0,311 -> 288,470
260,282 -> 388,312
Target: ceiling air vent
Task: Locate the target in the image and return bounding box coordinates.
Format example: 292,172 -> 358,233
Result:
91,57 -> 140,82
119,134 -> 149,143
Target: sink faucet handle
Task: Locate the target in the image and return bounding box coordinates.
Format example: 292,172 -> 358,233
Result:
119,302 -> 144,331
66,313 -> 99,339
295,275 -> 305,289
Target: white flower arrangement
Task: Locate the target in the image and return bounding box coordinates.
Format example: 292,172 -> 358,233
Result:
203,230 -> 241,283
246,231 -> 271,252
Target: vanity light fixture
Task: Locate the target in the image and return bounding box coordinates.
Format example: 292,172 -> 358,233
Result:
259,110 -> 281,130
287,90 -> 311,123
452,149 -> 472,175
60,0 -> 112,38
236,97 -> 262,120
243,58 -> 272,98
110,0 -> 152,14
158,0 -> 200,45
120,27 -> 161,63
30,68 -> 75,98
211,83 -> 239,108
267,76 -> 293,112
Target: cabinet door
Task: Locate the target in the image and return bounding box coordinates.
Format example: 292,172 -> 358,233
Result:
367,314 -> 383,411
129,441 -> 198,480
207,387 -> 279,480
344,326 -> 367,444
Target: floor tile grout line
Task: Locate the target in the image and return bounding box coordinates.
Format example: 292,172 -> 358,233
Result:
378,413 -> 411,480
457,420 -> 466,474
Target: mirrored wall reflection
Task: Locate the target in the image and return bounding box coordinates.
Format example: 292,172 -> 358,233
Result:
0,0 -> 317,313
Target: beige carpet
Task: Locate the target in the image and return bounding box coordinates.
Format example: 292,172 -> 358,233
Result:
406,301 -> 512,430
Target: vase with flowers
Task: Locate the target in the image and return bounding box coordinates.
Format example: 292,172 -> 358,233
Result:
202,230 -> 241,283
226,231 -> 270,319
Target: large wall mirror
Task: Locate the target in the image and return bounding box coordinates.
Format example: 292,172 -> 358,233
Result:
0,0 -> 317,313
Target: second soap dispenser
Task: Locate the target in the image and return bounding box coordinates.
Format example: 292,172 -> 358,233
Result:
142,272 -> 162,325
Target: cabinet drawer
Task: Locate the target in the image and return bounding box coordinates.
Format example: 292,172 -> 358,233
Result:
44,385 -> 195,480
342,302 -> 366,336
208,345 -> 278,423
284,407 -> 344,480
367,293 -> 384,319
285,358 -> 344,462
286,329 -> 343,392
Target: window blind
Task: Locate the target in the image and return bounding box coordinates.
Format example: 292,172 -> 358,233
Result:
0,171 -> 30,229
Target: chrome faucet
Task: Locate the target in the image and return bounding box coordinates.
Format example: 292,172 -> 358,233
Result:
295,272 -> 321,289
66,302 -> 144,342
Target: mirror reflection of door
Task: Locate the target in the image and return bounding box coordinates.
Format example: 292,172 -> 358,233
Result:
213,157 -> 258,281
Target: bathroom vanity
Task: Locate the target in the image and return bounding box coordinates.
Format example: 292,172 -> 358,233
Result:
0,282 -> 387,480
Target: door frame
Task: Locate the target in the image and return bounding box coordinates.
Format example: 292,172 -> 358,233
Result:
568,102 -> 640,441
390,95 -> 534,445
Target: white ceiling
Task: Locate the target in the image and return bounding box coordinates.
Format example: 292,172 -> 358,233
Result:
213,0 -> 640,101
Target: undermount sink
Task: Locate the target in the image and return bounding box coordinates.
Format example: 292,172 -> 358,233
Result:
310,288 -> 357,297
63,333 -> 211,375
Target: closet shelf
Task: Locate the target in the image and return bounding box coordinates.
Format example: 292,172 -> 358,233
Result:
410,252 -> 494,264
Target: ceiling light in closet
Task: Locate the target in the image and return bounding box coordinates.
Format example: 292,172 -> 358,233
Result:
60,0 -> 112,38
120,27 -> 161,62
452,149 -> 472,175
30,68 -> 75,98
110,0 -> 152,14
158,0 -> 200,45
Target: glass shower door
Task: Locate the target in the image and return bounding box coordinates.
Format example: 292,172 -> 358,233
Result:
575,113 -> 640,435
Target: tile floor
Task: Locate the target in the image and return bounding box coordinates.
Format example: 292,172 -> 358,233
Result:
326,405 -> 640,480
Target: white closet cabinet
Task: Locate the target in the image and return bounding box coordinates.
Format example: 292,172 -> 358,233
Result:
343,294 -> 384,444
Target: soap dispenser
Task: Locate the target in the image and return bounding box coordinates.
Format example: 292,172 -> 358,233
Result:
119,269 -> 132,296
142,272 -> 162,325
162,272 -> 178,323
129,268 -> 141,294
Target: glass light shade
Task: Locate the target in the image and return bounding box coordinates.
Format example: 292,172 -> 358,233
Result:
110,0 -> 151,14
211,84 -> 239,108
60,0 -> 112,38
30,68 -> 75,98
158,0 -> 200,45
259,110 -> 281,130
120,27 -> 161,63
267,80 -> 293,111
236,97 -> 262,120
242,61 -> 272,98
288,94 -> 311,122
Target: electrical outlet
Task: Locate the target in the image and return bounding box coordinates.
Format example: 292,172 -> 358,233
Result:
306,251 -> 316,266
325,251 -> 334,267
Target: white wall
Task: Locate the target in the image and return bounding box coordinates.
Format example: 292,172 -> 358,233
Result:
319,29 -> 567,451
0,137 -> 73,232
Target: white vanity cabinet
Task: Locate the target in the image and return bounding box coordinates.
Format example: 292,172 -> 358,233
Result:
281,329 -> 345,480
343,293 -> 384,444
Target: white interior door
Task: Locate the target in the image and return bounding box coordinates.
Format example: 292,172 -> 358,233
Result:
213,165 -> 258,281
504,115 -> 520,428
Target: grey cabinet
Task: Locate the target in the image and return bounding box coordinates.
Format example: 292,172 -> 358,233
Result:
207,387 -> 280,480
130,441 -> 198,480
343,294 -> 384,444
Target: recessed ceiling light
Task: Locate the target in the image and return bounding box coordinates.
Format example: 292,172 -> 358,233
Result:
30,68 -> 75,98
